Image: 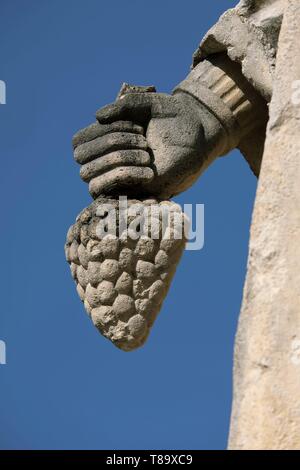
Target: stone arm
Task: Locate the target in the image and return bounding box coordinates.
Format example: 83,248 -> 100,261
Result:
73,53 -> 268,200
174,53 -> 269,177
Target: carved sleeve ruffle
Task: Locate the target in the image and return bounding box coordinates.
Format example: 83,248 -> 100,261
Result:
191,0 -> 286,175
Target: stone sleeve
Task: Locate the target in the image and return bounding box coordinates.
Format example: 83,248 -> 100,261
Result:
192,0 -> 286,101
174,53 -> 269,167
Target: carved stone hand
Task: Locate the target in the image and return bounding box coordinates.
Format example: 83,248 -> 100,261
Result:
73,91 -> 209,199
73,53 -> 267,200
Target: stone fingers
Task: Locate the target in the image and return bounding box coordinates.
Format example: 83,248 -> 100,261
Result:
89,166 -> 154,198
74,132 -> 148,165
96,93 -> 177,125
72,120 -> 144,149
80,149 -> 151,182
96,94 -> 154,125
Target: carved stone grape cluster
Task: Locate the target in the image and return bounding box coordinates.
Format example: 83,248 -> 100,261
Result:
65,197 -> 187,351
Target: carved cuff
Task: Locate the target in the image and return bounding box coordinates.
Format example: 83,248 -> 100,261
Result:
174,53 -> 268,156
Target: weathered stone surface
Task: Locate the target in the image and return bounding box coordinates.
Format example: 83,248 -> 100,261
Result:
77,243 -> 89,269
69,240 -> 80,264
136,260 -> 157,280
89,166 -> 154,199
74,132 -> 148,165
72,120 -> 144,149
99,259 -> 120,282
77,265 -> 88,289
116,82 -> 156,100
97,280 -> 117,305
192,0 -> 286,99
175,52 -> 269,176
127,314 -> 148,338
113,294 -> 135,319
229,1 -> 300,450
80,150 -> 151,182
87,261 -> 102,286
118,247 -> 135,273
115,272 -> 133,294
134,236 -> 157,260
65,197 -> 187,351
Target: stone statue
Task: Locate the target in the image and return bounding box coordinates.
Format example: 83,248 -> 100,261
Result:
66,0 -> 300,448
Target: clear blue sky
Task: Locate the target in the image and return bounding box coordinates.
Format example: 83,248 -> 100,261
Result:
0,0 -> 257,450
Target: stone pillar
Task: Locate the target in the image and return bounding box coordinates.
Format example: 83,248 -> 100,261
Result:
228,0 -> 300,450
